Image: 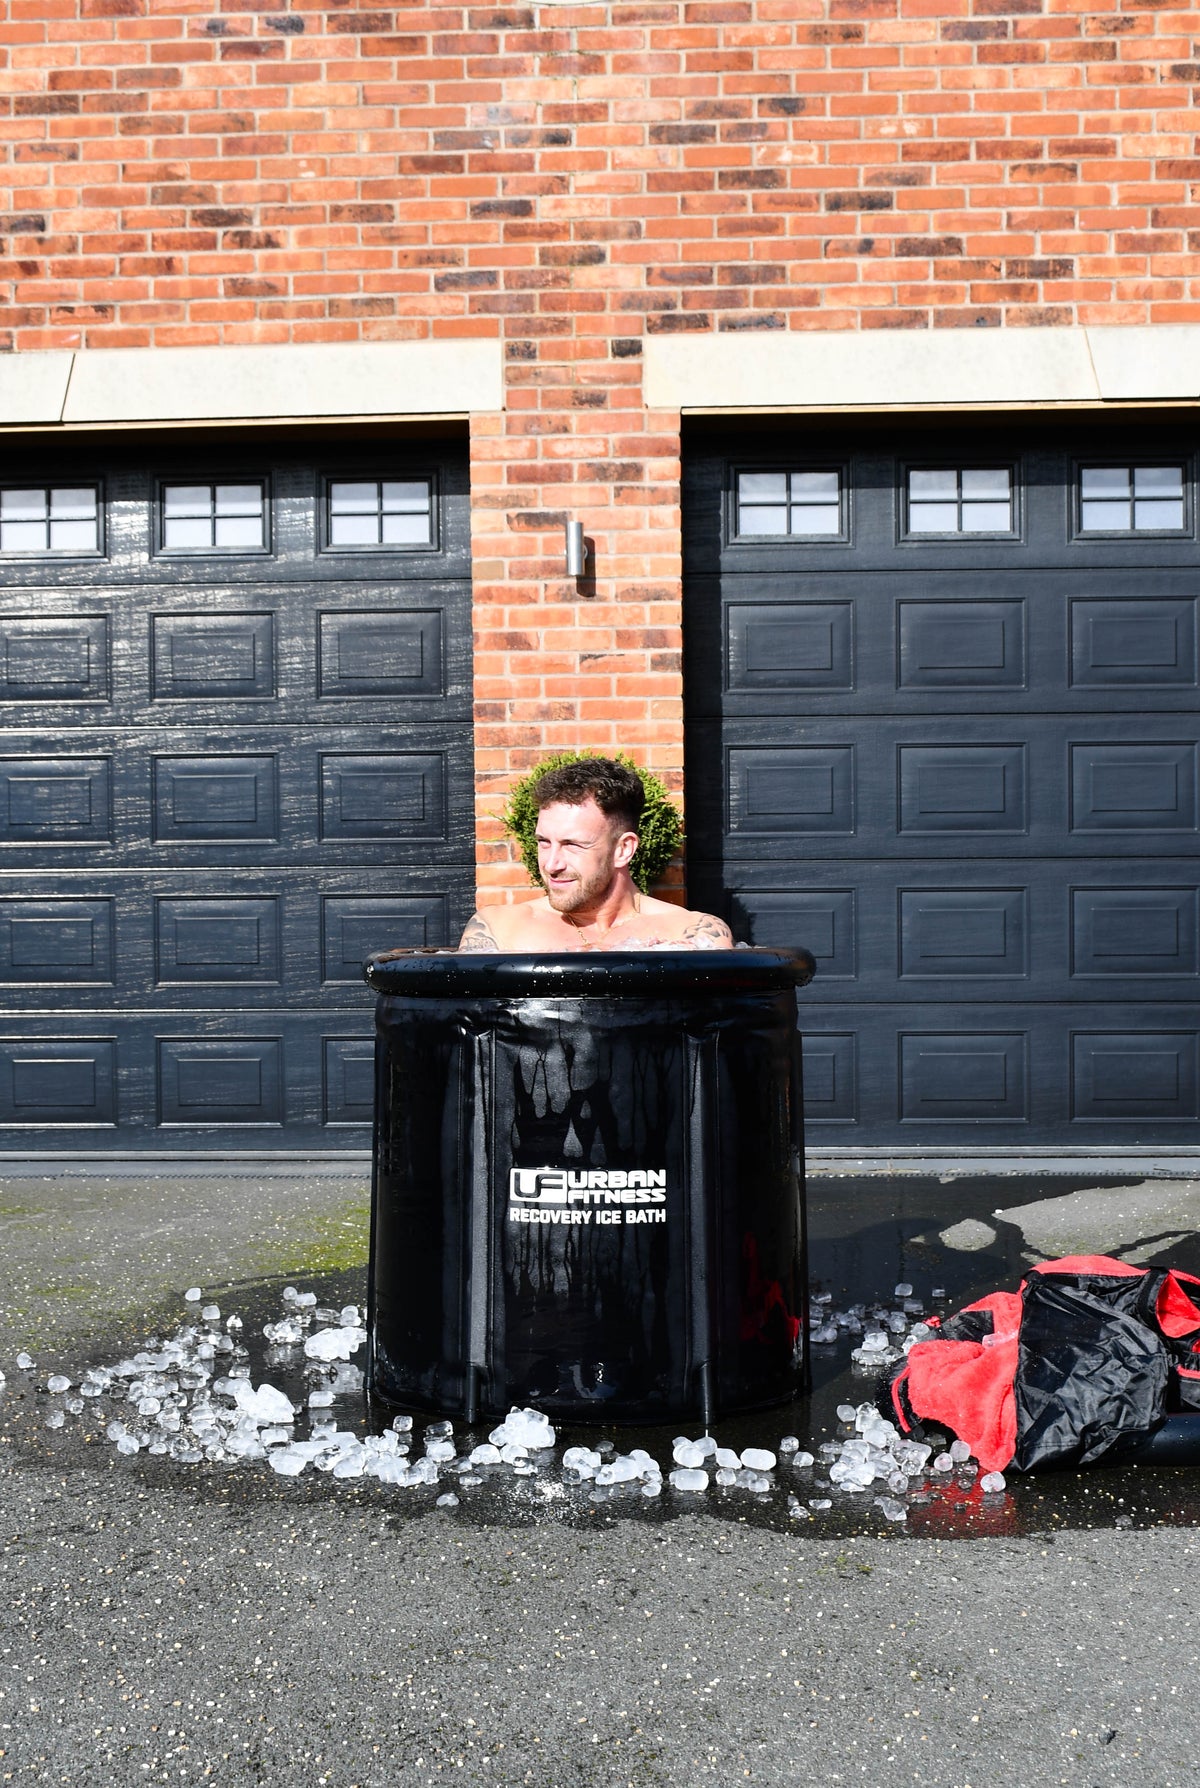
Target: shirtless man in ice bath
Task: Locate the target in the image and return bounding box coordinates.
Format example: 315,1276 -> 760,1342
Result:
457,758 -> 733,953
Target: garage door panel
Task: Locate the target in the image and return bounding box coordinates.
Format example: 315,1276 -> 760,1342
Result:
697,717 -> 1199,859
0,581 -> 472,729
151,611 -> 277,703
0,726 -> 474,868
692,571 -> 1200,720
693,440 -> 1200,580
0,1010 -> 379,1148
709,860 -> 1199,1006
1069,594 -> 1198,691
0,869 -> 466,1009
0,614 -> 111,704
795,1003 -> 1200,1142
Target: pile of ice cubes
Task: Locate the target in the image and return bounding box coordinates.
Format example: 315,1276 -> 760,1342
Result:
10,1272 -> 1007,1520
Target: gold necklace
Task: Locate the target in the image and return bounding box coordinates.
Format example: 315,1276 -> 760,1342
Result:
564,892 -> 640,948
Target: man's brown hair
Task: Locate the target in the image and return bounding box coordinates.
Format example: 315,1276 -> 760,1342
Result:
531,757 -> 644,834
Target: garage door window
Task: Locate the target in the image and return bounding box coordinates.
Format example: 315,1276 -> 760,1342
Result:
1078,465 -> 1186,535
161,483 -> 267,552
906,467 -> 1013,536
734,470 -> 843,540
326,479 -> 434,549
0,486 -> 99,555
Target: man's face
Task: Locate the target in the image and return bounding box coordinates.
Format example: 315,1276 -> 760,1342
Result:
536,798 -> 637,914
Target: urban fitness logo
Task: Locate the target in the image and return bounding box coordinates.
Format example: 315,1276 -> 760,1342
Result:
507,1168 -> 668,1227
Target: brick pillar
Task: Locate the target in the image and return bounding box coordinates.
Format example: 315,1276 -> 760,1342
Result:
464,18 -> 688,908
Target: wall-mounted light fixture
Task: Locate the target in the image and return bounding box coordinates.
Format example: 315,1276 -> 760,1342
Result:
565,519 -> 586,578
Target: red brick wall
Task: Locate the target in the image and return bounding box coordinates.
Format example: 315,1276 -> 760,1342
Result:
4,0 -> 1198,897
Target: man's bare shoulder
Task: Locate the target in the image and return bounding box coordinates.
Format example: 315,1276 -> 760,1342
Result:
457,912 -> 502,952
636,896 -> 733,949
672,907 -> 734,949
457,902 -> 552,952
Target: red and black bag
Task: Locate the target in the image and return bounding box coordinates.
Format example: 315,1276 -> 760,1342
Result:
881,1255 -> 1200,1474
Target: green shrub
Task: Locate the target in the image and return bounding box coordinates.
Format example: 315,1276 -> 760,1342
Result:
501,751 -> 684,894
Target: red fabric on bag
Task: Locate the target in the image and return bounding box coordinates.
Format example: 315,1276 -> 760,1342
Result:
896,1289 -> 1022,1473
1156,1271 -> 1200,1340
1028,1255 -> 1143,1279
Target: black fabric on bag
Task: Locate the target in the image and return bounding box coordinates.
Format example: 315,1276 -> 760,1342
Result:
1014,1272 -> 1171,1471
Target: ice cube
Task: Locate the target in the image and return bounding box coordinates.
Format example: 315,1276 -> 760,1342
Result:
596,1458 -> 640,1486
740,1447 -> 776,1472
392,1414 -> 413,1433
269,1449 -> 307,1477
793,1451 -> 815,1469
778,1436 -> 800,1454
232,1380 -> 295,1424
894,1282 -> 913,1298
294,1291 -> 317,1309
371,1454 -> 411,1485
980,1471 -> 1007,1493
435,1492 -> 460,1509
303,1325 -> 366,1362
16,1352 -> 34,1370
672,1440 -> 707,1469
668,1467 -> 708,1492
263,1318 -> 303,1345
307,1389 -> 334,1408
469,1442 -> 503,1466
641,1480 -> 662,1498
933,1452 -> 954,1473
116,1433 -> 141,1455
714,1467 -> 739,1487
949,1439 -> 971,1463
562,1445 -> 602,1472
184,1288 -> 202,1302
836,1403 -> 857,1423
339,1305 -> 361,1326
46,1374 -> 71,1394
491,1407 -> 556,1450
787,1494 -> 810,1519
201,1305 -> 220,1322
425,1439 -> 456,1462
808,1497 -> 832,1511
45,1409 -> 65,1429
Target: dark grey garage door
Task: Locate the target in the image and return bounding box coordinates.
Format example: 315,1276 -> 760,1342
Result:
0,438 -> 474,1150
685,422 -> 1200,1150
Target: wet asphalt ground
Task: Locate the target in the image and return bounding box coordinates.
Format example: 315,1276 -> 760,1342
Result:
2,1160 -> 1200,1786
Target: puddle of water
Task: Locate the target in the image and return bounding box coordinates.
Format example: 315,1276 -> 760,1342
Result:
7,1257 -> 1200,1541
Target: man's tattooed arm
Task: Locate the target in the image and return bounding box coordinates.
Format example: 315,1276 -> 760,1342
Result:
676,913 -> 734,950
457,913 -> 501,953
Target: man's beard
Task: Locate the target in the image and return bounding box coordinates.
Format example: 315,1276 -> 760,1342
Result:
545,862 -> 613,914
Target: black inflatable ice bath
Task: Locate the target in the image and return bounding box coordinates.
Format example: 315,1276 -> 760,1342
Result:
362,947 -> 816,1426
